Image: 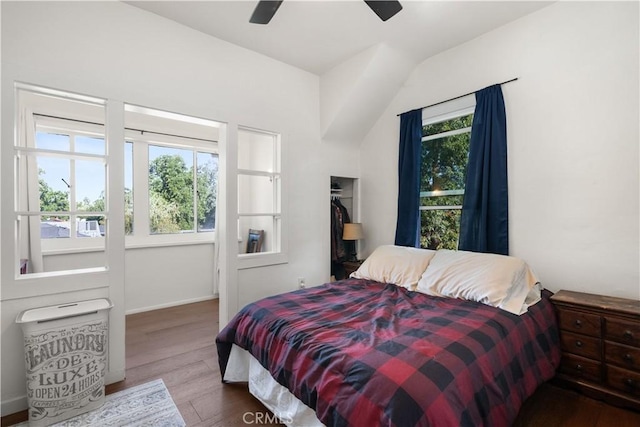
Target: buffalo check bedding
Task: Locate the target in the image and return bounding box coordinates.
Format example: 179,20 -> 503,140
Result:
216,278 -> 561,427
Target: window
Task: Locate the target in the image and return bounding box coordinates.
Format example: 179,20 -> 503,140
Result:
146,145 -> 217,234
237,127 -> 281,257
15,85 -> 108,275
13,87 -> 221,278
124,104 -> 219,246
35,119 -> 106,245
420,108 -> 474,250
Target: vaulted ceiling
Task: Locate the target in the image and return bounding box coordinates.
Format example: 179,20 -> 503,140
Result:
126,1 -> 553,143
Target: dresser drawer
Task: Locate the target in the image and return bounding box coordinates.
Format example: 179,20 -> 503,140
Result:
605,317 -> 640,347
606,365 -> 640,397
559,353 -> 602,383
605,340 -> 640,371
558,309 -> 601,337
560,331 -> 601,360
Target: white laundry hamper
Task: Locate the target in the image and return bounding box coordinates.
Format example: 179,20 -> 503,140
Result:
16,298 -> 113,426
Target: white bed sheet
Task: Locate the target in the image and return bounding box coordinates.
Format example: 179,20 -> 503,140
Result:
223,344 -> 324,427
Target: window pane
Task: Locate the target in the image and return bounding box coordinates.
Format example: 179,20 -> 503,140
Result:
420,209 -> 461,250
238,131 -> 275,172
197,152 -> 218,232
237,127 -> 281,259
148,145 -> 194,234
76,215 -> 105,238
238,174 -> 278,214
17,87 -> 108,277
76,160 -> 105,212
37,156 -> 70,212
423,113 -> 473,137
125,142 -> 133,235
421,133 -> 470,193
420,112 -> 472,252
36,132 -> 70,151
239,215 -> 277,253
75,135 -> 105,155
41,216 -> 70,239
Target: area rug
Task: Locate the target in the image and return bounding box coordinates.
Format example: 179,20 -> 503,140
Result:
16,379 -> 185,427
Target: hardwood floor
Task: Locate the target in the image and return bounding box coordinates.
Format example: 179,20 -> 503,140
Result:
3,299 -> 640,426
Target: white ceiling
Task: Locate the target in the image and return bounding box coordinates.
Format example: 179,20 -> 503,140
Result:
126,0 -> 553,75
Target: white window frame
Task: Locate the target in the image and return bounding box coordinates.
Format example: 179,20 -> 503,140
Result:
420,101 -> 475,205
31,117 -> 108,254
237,126 -> 287,269
19,103 -> 221,254
12,84 -> 112,281
420,115 -> 473,210
419,98 -> 475,248
124,129 -> 219,249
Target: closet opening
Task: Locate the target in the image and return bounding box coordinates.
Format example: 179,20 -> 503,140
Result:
330,176 -> 359,281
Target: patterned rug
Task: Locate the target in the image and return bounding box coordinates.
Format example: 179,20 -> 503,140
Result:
15,379 -> 185,427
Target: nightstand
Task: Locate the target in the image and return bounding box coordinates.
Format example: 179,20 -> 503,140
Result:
550,290 -> 640,411
343,260 -> 364,278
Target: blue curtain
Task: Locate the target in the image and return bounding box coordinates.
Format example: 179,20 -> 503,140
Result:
458,85 -> 509,255
394,109 -> 422,247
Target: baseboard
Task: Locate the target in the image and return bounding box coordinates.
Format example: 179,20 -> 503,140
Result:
1,395 -> 27,417
125,295 -> 218,315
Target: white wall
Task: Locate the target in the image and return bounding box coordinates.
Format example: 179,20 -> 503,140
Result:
124,245 -> 216,314
38,247 -> 216,315
360,2 -> 639,299
1,1 -> 360,414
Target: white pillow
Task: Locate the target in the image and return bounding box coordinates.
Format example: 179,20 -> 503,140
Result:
415,250 -> 540,315
351,245 -> 436,290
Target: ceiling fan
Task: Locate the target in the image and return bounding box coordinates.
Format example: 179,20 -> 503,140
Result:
250,1 -> 403,25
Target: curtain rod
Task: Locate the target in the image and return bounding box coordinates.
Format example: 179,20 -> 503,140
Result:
34,113 -> 218,143
397,77 -> 518,117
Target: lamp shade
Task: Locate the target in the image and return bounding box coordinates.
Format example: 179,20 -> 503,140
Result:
343,223 -> 364,240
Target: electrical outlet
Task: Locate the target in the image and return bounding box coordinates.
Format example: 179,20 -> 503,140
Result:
297,277 -> 306,289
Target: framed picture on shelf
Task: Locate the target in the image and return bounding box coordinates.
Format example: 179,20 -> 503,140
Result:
246,229 -> 264,253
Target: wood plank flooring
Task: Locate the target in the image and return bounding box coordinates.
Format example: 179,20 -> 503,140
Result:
3,298 -> 640,426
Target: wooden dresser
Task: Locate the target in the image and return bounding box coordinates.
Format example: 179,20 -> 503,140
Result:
551,290 -> 640,410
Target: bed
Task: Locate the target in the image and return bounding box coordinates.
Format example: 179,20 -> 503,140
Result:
216,247 -> 561,427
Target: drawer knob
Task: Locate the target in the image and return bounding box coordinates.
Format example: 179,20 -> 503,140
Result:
624,353 -> 633,362
625,378 -> 635,388
623,330 -> 634,340
576,364 -> 583,371
575,340 -> 583,348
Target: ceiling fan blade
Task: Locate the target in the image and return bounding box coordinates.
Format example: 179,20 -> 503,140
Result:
364,1 -> 402,22
250,1 -> 283,24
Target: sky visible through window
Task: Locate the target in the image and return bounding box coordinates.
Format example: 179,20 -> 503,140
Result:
37,132 -> 134,205
149,145 -> 193,169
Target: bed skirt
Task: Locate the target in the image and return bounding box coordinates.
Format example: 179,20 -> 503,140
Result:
224,344 -> 324,427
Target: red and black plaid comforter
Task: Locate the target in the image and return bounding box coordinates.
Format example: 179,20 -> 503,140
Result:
216,279 -> 560,427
